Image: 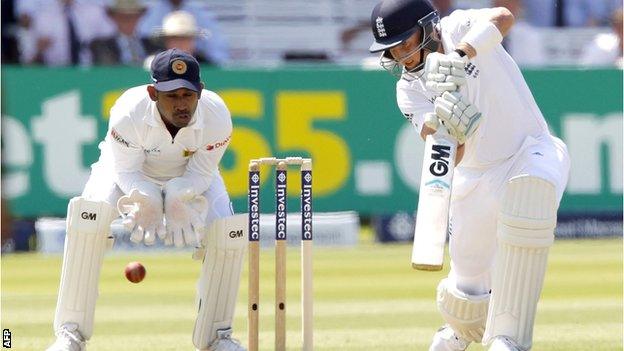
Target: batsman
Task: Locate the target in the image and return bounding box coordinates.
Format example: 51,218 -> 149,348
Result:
369,0 -> 570,350
47,49 -> 247,351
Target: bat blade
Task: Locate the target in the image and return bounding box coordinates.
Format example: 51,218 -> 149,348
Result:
411,128 -> 457,271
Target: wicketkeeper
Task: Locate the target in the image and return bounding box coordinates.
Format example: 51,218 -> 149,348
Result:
47,48 -> 247,351
369,0 -> 570,350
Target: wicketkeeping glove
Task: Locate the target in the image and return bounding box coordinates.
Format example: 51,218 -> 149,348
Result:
163,178 -> 208,248
424,52 -> 468,93
117,184 -> 165,245
426,91 -> 482,144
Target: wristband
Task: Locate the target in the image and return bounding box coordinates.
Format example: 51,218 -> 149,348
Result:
454,49 -> 467,57
460,20 -> 503,56
449,50 -> 470,63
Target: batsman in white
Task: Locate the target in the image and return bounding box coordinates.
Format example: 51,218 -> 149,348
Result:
46,48 -> 247,351
369,0 -> 570,350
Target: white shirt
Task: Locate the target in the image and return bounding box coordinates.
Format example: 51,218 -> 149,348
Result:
97,85 -> 232,194
397,9 -> 550,168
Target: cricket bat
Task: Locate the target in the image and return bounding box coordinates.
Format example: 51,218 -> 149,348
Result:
411,126 -> 457,271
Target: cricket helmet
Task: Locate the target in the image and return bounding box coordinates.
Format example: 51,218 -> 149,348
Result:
369,0 -> 440,75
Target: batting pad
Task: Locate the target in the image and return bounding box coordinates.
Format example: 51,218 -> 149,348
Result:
193,214 -> 248,349
437,278 -> 490,342
483,175 -> 557,350
54,197 -> 117,339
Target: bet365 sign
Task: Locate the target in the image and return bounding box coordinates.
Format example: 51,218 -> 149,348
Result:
1,67 -> 621,216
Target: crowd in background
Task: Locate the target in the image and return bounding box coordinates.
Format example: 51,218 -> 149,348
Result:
0,0 -> 622,67
496,0 -> 622,67
1,0 -> 229,67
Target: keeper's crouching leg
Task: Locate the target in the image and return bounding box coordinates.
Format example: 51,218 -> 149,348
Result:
53,197 -> 117,339
193,214 -> 247,350
483,175 -> 557,350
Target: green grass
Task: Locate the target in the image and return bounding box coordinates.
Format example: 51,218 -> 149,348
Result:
2,238 -> 622,350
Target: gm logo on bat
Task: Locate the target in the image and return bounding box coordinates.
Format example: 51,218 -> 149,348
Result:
81,212 -> 97,220
429,144 -> 451,177
229,230 -> 244,238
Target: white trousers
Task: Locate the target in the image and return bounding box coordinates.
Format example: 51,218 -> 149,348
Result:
447,134 -> 570,295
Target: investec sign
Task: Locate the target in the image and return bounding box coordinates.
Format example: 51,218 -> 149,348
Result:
275,170 -> 287,240
301,170 -> 313,240
248,171 -> 260,241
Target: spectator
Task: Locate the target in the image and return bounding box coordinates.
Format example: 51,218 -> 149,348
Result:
1,0 -> 20,63
15,0 -> 42,16
494,0 -> 545,66
90,0 -> 148,65
158,11 -> 211,62
13,0 -> 44,64
581,8 -> 623,67
23,0 -> 115,66
565,0 -> 621,27
138,0 -> 229,65
143,10 -> 211,68
523,0 -> 620,28
517,0 -> 557,27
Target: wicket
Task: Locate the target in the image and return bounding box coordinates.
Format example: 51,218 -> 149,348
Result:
247,157 -> 313,351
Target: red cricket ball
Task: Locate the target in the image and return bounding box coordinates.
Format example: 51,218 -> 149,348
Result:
124,261 -> 146,283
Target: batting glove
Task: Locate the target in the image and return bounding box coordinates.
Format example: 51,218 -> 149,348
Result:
424,52 -> 468,93
117,184 -> 165,245
432,91 -> 482,144
163,178 -> 208,248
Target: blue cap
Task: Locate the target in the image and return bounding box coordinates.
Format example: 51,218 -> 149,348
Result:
150,48 -> 202,92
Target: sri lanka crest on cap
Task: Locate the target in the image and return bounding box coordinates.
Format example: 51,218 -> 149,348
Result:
172,59 -> 187,74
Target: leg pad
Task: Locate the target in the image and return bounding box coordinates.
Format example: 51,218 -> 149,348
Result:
54,197 -> 117,339
193,214 -> 248,349
483,175 -> 557,349
437,278 -> 490,342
